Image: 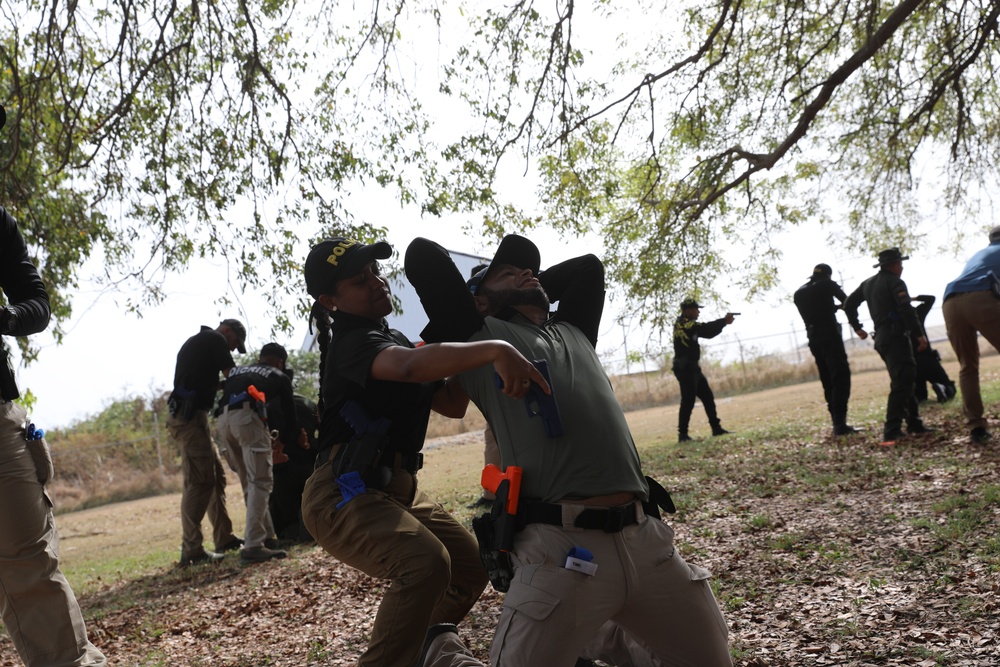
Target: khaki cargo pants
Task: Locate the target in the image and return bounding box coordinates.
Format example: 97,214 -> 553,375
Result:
167,410 -> 237,557
302,459 -> 488,667
0,400 -> 106,666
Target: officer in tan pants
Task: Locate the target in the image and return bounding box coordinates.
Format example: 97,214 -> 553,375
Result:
0,197 -> 106,665
167,319 -> 247,565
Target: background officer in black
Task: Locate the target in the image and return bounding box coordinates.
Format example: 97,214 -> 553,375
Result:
793,263 -> 857,435
672,298 -> 736,442
844,248 -> 930,443
269,367 -> 318,542
167,318 -> 247,565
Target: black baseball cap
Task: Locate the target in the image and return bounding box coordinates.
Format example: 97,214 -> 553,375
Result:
812,263 -> 833,278
467,235 -> 541,295
305,237 -> 393,299
220,318 -> 247,353
260,342 -> 288,361
680,298 -> 701,310
874,247 -> 908,268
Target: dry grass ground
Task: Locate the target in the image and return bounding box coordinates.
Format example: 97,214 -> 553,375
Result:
1,355 -> 998,666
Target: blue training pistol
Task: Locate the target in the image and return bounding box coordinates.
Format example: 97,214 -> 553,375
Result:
495,359 -> 564,438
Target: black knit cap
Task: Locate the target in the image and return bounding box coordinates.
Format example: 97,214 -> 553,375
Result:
305,237 -> 392,299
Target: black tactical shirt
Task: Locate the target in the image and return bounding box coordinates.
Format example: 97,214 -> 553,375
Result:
220,362 -> 299,447
170,327 -> 236,411
672,315 -> 727,370
793,276 -> 848,337
844,270 -> 921,338
0,207 -> 51,400
318,311 -> 437,455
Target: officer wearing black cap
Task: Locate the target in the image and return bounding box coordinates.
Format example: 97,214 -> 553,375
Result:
844,248 -> 931,443
216,342 -> 300,563
793,263 -> 857,435
167,318 -> 247,565
0,105 -> 107,666
672,298 -> 737,442
404,235 -> 733,666
299,237 -> 542,667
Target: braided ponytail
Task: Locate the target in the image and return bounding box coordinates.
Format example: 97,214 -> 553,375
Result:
310,301 -> 333,416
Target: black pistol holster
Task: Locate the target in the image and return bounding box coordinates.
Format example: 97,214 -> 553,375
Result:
472,513 -> 514,593
168,387 -> 197,420
334,401 -> 393,490
472,475 -> 520,592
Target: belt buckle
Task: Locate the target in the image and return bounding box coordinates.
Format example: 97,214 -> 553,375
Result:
602,504 -> 630,533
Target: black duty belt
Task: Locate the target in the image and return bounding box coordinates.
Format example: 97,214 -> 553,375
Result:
521,500 -> 640,533
223,401 -> 253,412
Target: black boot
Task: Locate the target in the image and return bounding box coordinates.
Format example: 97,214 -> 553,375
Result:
711,425 -> 731,436
678,432 -> 693,443
833,423 -> 859,436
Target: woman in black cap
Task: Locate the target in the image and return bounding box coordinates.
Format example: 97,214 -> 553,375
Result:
300,237 -> 546,667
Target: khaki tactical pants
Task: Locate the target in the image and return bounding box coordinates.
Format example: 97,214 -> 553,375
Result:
425,509 -> 732,667
216,407 -> 275,548
0,401 -> 106,666
944,289 -> 1000,430
167,410 -> 237,557
302,459 -> 488,667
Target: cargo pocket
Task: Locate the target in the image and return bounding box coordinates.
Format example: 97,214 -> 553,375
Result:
687,561 -> 729,639
490,577 -> 561,665
27,438 -> 54,486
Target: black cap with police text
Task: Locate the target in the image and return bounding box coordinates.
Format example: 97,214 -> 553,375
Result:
260,342 -> 288,361
467,235 -> 541,296
680,298 -> 701,311
873,247 -> 909,268
220,318 -> 247,354
305,237 -> 393,299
